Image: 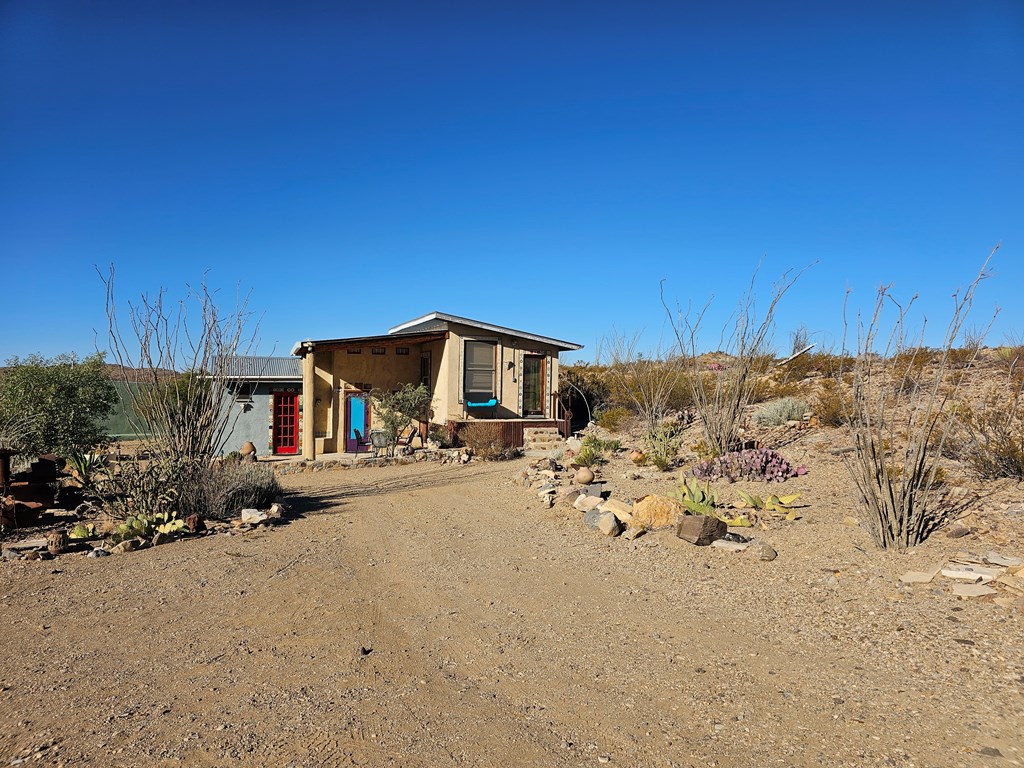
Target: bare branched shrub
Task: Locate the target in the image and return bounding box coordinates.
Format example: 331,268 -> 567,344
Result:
0,412 -> 38,455
600,332 -> 685,444
663,268 -> 808,457
460,422 -> 519,460
842,250 -> 997,550
179,460 -> 281,521
101,266 -> 258,462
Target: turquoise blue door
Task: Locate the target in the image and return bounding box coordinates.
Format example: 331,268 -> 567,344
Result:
345,393 -> 368,452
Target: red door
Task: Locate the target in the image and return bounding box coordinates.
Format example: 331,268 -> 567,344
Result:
273,393 -> 299,454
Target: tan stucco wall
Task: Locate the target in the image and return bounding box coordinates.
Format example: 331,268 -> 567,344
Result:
299,325 -> 568,457
443,322 -> 564,421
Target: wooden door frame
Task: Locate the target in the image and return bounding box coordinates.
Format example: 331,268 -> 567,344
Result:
343,389 -> 371,452
522,354 -> 546,417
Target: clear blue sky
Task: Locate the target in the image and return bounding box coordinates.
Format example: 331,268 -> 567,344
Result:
2,1 -> 1021,364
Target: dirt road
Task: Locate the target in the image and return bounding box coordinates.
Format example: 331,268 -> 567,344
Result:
1,460 -> 1021,766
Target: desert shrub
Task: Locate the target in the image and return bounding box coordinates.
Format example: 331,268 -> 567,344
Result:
428,423 -> 453,448
601,334 -> 686,443
0,352 -> 117,458
692,448 -> 806,483
755,397 -> 809,427
460,422 -> 519,461
814,378 -> 853,426
582,435 -> 621,452
664,267 -> 808,456
595,406 -> 633,432
947,386 -> 1024,479
647,421 -> 687,470
843,253 -> 995,550
194,460 -> 281,521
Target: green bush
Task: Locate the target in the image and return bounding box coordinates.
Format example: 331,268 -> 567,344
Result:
0,352 -> 117,457
754,397 -> 809,426
595,406 -> 633,432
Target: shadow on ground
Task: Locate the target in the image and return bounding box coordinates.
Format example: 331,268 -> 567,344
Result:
281,462 -> 513,517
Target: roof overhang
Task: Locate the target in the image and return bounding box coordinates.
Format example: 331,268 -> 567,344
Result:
291,331 -> 448,356
388,312 -> 583,351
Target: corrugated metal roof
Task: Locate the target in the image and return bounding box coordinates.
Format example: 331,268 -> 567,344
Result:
216,356 -> 302,380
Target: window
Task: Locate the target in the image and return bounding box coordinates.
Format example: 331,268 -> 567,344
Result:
372,347 -> 385,355
395,347 -> 410,356
464,340 -> 497,396
347,348 -> 361,355
233,382 -> 254,403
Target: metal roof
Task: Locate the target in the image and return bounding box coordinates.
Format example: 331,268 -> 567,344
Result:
290,331 -> 448,356
388,312 -> 583,351
216,356 -> 302,380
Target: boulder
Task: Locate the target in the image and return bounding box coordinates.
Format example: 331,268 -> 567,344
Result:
240,509 -> 268,525
631,495 -> 686,530
583,508 -> 604,529
573,495 -> 603,513
676,515 -> 726,546
596,512 -> 622,537
598,498 -> 633,524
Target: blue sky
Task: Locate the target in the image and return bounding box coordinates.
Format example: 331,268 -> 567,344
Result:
1,1 -> 1021,364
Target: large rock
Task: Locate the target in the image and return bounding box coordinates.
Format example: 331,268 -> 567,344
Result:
241,509 -> 268,525
676,515 -> 727,546
583,508 -> 604,529
573,495 -> 603,513
598,498 -> 634,524
596,512 -> 622,537
631,495 -> 686,530
751,542 -> 778,561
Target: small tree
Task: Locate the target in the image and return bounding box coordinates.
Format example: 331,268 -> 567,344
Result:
600,332 -> 685,443
371,383 -> 432,457
0,352 -> 117,457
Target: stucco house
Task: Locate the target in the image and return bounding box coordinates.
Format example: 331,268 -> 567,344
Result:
291,312 -> 583,460
218,356 -> 303,456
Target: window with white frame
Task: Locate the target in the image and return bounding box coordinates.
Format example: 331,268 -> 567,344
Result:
464,340 -> 497,398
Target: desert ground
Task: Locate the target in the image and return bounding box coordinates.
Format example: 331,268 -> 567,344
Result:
1,434 -> 1023,767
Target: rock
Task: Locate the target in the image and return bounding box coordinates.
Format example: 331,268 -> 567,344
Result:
536,484 -> 557,497
596,512 -> 622,537
941,564 -> 1002,584
460,452 -> 471,464
566,437 -> 583,452
899,562 -> 944,584
544,494 -> 555,509
710,539 -> 750,553
111,537 -> 144,554
185,514 -> 206,533
984,551 -> 1024,567
676,515 -> 727,545
573,467 -> 595,485
87,548 -> 110,558
951,583 -> 998,598
629,449 -> 647,465
622,526 -> 645,541
240,509 -> 268,525
946,525 -> 972,539
268,503 -> 286,519
2,548 -> 23,561
598,498 -> 634,524
23,550 -> 43,561
539,470 -> 557,480
583,508 -> 604,529
573,495 -> 603,513
151,532 -> 171,546
632,495 -> 686,530
558,487 -> 582,506
751,542 -> 778,561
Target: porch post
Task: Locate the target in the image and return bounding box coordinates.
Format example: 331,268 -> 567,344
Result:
301,345 -> 316,460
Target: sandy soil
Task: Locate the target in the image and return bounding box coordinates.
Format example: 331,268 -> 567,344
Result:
1,441 -> 1023,767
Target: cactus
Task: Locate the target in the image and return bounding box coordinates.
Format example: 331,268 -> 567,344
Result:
692,448 -> 807,483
